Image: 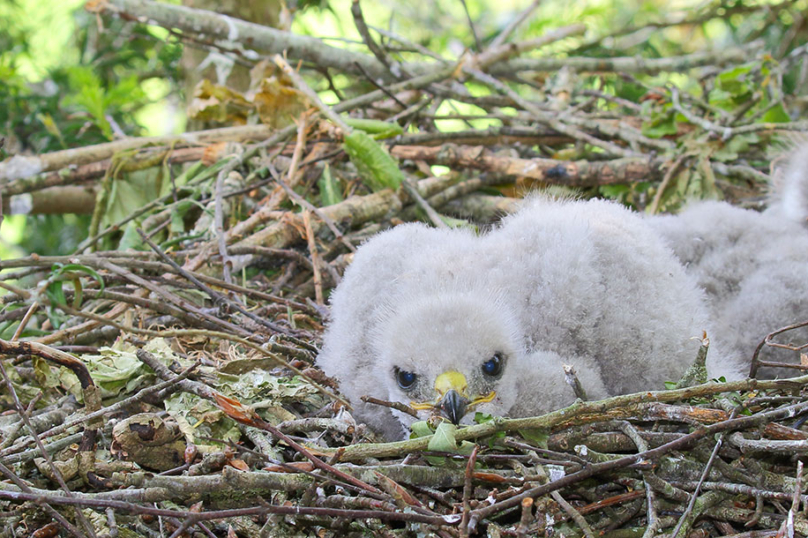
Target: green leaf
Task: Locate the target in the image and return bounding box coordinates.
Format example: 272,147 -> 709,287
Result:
52,264 -> 105,293
760,103 -> 790,123
410,421 -> 434,438
65,67 -> 113,140
170,208 -> 186,234
428,422 -> 459,452
104,168 -> 164,227
711,64 -> 754,109
518,428 -> 549,448
36,112 -> 66,148
45,281 -> 67,307
343,130 -> 404,192
642,111 -> 677,139
43,264 -> 105,315
717,64 -> 753,89
318,164 -> 343,206
600,184 -> 630,199
33,357 -> 61,389
438,214 -> 474,229
713,133 -> 760,162
343,117 -> 403,139
707,88 -> 734,109
165,162 -> 205,195
425,422 -> 476,457
118,222 -> 145,251
70,278 -> 83,309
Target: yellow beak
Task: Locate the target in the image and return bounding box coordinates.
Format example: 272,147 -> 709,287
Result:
410,371 -> 497,425
435,371 -> 468,397
434,371 -> 469,424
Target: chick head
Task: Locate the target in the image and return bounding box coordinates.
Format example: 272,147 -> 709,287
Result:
371,291 -> 524,428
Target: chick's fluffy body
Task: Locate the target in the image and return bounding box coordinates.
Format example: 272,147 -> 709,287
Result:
318,197 -> 737,439
650,204 -> 808,377
649,146 -> 808,377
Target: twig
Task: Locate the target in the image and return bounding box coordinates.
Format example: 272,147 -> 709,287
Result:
97,258 -> 250,336
552,490 -> 597,538
0,339 -> 100,449
563,364 -> 588,400
268,165 -> 356,252
73,153 -> 237,253
0,360 -> 97,538
302,210 -> 324,305
135,348 -> 379,495
273,55 -> 352,134
648,154 -> 688,214
0,126 -> 266,185
1,362 -> 201,458
491,41 -> 763,76
749,319 -> 808,378
46,306 -> 346,406
460,444 -> 479,537
214,168 -> 237,285
621,422 -> 661,538
476,23 -> 587,69
10,302 -> 39,341
0,252 -> 317,314
0,460 -> 84,537
670,409 -> 737,538
488,0 -> 542,49
466,398 -> 808,521
353,61 -> 409,107
134,231 -> 292,335
390,145 -> 659,185
360,396 -> 419,418
402,180 -> 447,228
351,0 -> 400,77
367,25 -> 449,63
464,67 -> 635,157
516,497 -> 535,535
729,433 -> 808,455
457,0 -> 482,51
0,489 -> 450,526
287,113 -> 309,186
668,481 -> 808,505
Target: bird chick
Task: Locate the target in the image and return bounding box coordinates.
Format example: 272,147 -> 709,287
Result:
649,145 -> 808,377
318,197 -> 737,440
767,143 -> 808,226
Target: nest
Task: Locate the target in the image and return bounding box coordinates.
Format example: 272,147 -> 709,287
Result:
1,0 -> 807,536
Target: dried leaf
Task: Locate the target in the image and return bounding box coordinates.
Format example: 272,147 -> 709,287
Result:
187,79 -> 252,125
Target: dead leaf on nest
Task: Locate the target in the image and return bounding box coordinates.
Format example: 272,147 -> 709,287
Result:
111,413 -> 187,472
187,61 -> 309,129
187,79 -> 252,125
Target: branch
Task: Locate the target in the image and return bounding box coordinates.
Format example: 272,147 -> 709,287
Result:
0,126 -> 269,183
491,41 -> 764,76
90,0 -> 404,82
390,145 -> 661,186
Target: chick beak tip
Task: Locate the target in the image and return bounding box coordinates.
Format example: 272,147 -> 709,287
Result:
438,389 -> 469,425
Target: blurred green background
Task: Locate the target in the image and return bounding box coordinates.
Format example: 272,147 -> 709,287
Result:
1,0 -> 805,258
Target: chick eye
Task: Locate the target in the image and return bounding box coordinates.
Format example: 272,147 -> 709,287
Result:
395,368 -> 417,390
481,354 -> 504,377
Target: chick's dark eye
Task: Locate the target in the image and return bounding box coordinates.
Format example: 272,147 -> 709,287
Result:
482,354 -> 504,377
395,368 -> 417,390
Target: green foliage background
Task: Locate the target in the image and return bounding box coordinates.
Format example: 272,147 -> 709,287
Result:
1,0 -> 805,257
